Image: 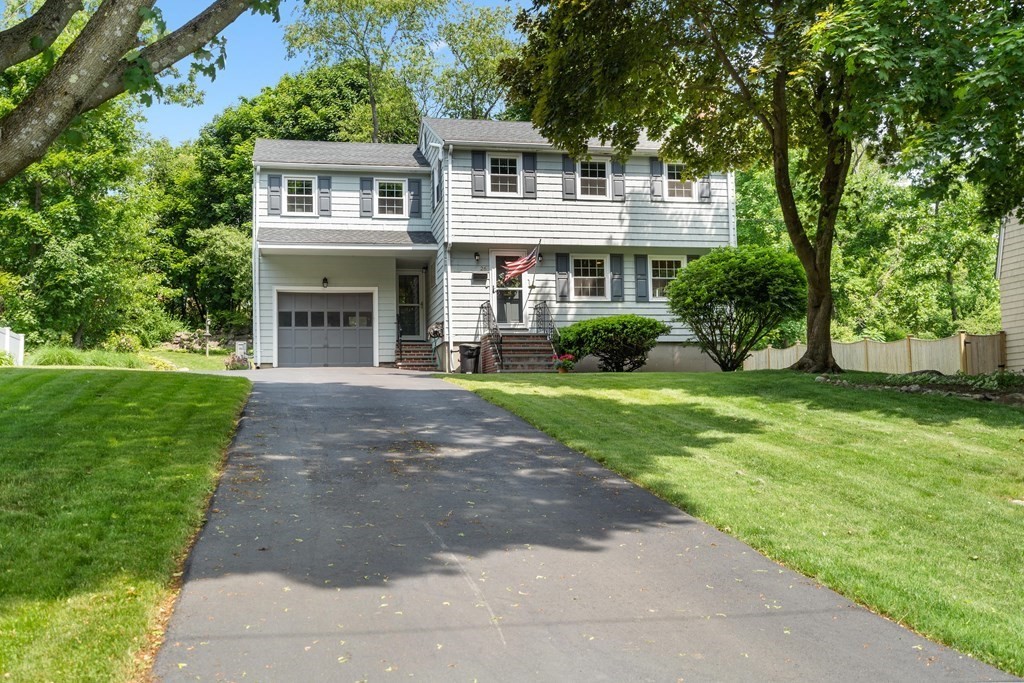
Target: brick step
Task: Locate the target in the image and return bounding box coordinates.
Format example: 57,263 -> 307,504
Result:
397,353 -> 435,360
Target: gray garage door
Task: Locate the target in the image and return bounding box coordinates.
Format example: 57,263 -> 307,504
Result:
277,292 -> 374,367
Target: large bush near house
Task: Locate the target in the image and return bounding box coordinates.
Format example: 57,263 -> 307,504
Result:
557,315 -> 670,372
666,246 -> 806,371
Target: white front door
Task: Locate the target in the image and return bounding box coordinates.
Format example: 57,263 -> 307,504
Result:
491,251 -> 525,327
397,271 -> 424,339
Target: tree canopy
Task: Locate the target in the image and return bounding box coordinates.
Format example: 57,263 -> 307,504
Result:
507,0 -> 1016,372
0,0 -> 281,186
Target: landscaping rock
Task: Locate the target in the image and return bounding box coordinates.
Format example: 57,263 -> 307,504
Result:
815,375 -> 829,383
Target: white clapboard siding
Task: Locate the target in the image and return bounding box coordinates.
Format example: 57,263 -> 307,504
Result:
1000,212 -> 1024,370
447,151 -> 733,249
256,254 -> 397,365
447,248 -> 695,344
256,171 -> 433,234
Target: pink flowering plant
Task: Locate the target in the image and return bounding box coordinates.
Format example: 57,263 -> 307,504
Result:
552,353 -> 575,371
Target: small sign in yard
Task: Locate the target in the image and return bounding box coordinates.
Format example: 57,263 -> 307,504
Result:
235,341 -> 248,358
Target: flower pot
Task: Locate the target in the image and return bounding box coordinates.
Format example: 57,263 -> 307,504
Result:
557,367 -> 568,374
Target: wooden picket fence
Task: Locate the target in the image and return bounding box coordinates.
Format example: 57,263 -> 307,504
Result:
744,331 -> 1007,375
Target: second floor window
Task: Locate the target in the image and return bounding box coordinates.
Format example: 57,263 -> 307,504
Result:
489,155 -> 520,195
286,178 -> 315,214
650,258 -> 685,299
579,160 -> 609,198
376,179 -> 406,217
666,164 -> 694,199
572,256 -> 607,298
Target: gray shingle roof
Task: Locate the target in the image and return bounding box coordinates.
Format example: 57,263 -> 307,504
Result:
253,139 -> 429,169
258,228 -> 437,246
422,118 -> 662,153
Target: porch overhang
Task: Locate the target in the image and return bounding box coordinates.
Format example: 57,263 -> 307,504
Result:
257,227 -> 438,257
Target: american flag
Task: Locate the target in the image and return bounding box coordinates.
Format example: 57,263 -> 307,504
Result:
500,243 -> 540,283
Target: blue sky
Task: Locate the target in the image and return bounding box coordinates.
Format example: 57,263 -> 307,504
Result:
141,1 -> 303,145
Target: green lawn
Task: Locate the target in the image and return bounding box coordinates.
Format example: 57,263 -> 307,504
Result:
448,371 -> 1024,676
143,347 -> 234,372
0,368 -> 250,681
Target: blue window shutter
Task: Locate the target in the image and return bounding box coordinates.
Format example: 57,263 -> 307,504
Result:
610,254 -> 624,300
611,161 -> 625,202
409,178 -> 422,218
268,174 -> 282,215
522,153 -> 537,199
471,151 -> 486,197
635,254 -> 649,302
555,252 -> 570,301
317,175 -> 331,216
359,177 -> 373,217
650,158 -> 663,200
435,159 -> 443,207
561,155 -> 576,200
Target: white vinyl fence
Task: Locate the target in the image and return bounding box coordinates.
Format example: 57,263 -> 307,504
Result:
1,327 -> 25,366
744,332 -> 1007,375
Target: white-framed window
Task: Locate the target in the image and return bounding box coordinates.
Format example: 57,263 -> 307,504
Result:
571,255 -> 609,299
487,153 -> 521,196
666,163 -> 694,200
375,178 -> 407,217
650,257 -> 686,300
578,160 -> 610,199
285,176 -> 316,215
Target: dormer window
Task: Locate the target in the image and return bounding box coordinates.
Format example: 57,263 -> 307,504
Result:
578,160 -> 609,198
488,154 -> 521,196
285,177 -> 315,214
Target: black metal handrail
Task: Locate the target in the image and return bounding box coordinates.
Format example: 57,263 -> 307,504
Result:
533,300 -> 558,344
477,301 -> 502,367
396,314 -> 402,362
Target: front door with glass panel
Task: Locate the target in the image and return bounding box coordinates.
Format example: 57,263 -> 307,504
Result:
397,272 -> 424,339
493,252 -> 524,326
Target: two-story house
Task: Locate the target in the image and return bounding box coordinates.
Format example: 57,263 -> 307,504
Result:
251,118 -> 735,371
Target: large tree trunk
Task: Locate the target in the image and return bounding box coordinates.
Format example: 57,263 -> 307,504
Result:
792,272 -> 838,372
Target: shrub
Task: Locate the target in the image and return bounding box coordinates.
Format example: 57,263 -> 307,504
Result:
30,346 -> 147,369
101,332 -> 142,354
0,351 -> 14,367
557,315 -> 670,372
141,354 -> 179,371
224,353 -> 251,370
666,246 -> 806,371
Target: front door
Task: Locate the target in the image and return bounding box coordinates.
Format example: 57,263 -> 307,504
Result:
397,272 -> 424,339
493,252 -> 524,326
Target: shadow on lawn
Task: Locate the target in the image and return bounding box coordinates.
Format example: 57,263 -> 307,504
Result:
536,369 -> 1024,430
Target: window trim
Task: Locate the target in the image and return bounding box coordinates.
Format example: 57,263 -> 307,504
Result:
374,178 -> 408,219
649,256 -> 687,301
283,175 -> 317,216
577,159 -> 611,200
486,152 -> 522,197
664,162 -> 696,202
570,253 -> 611,301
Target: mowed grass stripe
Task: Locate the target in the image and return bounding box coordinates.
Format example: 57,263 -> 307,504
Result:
0,368 -> 250,682
449,371 -> 1024,676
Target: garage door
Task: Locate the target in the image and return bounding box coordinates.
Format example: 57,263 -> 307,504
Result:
277,292 -> 374,367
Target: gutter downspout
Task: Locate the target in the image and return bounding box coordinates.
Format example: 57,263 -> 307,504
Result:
445,143 -> 455,372
727,171 -> 738,247
252,164 -> 261,366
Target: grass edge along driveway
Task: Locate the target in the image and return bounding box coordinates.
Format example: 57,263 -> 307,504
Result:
0,368 -> 250,682
448,371 -> 1024,678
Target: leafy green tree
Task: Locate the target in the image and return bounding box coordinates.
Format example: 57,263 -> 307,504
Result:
736,159 -> 1001,341
506,0 -> 1005,372
0,95 -> 175,347
666,247 -> 807,371
0,0 -> 281,185
284,0 -> 443,143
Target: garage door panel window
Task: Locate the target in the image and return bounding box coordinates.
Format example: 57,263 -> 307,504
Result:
327,311 -> 341,327
311,311 -> 325,327
278,311 -> 292,328
294,311 -> 309,327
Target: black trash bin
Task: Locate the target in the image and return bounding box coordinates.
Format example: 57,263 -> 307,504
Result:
459,343 -> 481,374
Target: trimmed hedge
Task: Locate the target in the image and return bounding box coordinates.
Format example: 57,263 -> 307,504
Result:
557,315 -> 670,372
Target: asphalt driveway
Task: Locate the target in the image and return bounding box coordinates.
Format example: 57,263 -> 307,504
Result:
154,368 -> 1012,682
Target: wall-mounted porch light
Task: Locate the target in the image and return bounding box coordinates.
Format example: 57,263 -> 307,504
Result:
322,277 -> 329,288
474,252 -> 480,263
538,253 -> 544,264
